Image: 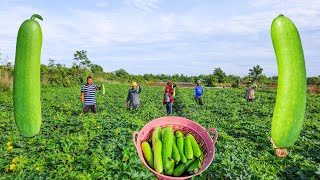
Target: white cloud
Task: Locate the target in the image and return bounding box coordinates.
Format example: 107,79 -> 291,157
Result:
1,1 -> 319,76
0,6 -> 44,37
0,5 -> 116,65
41,9 -> 115,64
0,5 -> 46,61
152,0 -> 320,37
124,0 -> 160,12
95,2 -> 109,8
250,0 -> 320,27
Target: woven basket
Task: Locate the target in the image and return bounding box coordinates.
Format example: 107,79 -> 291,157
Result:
132,116 -> 218,180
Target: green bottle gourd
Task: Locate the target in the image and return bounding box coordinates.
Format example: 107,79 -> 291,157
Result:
172,136 -> 181,164
141,141 -> 154,169
162,126 -> 174,171
176,131 -> 187,163
102,83 -> 105,95
153,140 -> 163,174
270,14 -> 306,157
14,14 -> 43,137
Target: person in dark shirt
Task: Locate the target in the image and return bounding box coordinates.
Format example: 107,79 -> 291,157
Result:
126,82 -> 142,110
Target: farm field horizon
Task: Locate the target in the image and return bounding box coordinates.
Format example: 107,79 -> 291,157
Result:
1,84 -> 319,179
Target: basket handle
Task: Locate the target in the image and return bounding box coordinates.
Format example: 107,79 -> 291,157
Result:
206,128 -> 218,145
132,131 -> 139,149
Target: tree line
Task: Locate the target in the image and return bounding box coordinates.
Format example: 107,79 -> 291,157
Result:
1,49 -> 319,90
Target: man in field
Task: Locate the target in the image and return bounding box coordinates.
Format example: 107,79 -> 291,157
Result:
126,82 -> 142,110
81,76 -> 103,113
245,81 -> 257,102
194,80 -> 204,105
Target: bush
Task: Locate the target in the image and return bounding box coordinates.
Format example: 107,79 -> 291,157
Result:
0,71 -> 12,91
231,79 -> 240,88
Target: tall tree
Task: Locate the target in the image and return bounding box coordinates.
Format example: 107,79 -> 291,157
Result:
91,64 -> 104,73
73,50 -> 92,69
205,75 -> 218,87
248,65 -> 263,81
0,55 -> 13,74
213,67 -> 226,83
114,68 -> 129,77
48,58 -> 55,68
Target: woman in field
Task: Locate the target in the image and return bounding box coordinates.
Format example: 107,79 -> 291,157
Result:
245,81 -> 257,102
163,80 -> 175,115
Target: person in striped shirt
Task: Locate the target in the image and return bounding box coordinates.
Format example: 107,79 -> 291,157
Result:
81,76 -> 103,113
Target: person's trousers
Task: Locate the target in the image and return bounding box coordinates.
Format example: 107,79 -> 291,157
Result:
195,96 -> 204,105
166,102 -> 173,115
83,105 -> 97,113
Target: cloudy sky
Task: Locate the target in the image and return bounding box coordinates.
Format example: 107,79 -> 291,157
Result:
0,0 -> 319,77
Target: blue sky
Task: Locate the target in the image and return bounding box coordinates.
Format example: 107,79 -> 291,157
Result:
0,0 -> 319,77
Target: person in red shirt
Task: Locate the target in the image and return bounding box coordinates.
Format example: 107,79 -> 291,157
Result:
163,80 -> 175,115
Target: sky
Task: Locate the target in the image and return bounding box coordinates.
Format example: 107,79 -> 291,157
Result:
0,0 -> 319,77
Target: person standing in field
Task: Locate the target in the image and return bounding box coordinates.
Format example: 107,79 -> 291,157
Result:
245,81 -> 257,102
163,80 -> 175,115
81,76 -> 103,113
126,82 -> 142,110
194,80 -> 204,105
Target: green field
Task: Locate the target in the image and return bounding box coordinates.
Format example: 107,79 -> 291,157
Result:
1,84 -> 320,179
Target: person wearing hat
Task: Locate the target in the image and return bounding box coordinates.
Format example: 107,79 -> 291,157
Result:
244,81 -> 257,102
163,80 -> 175,115
194,80 -> 204,105
126,82 -> 142,110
